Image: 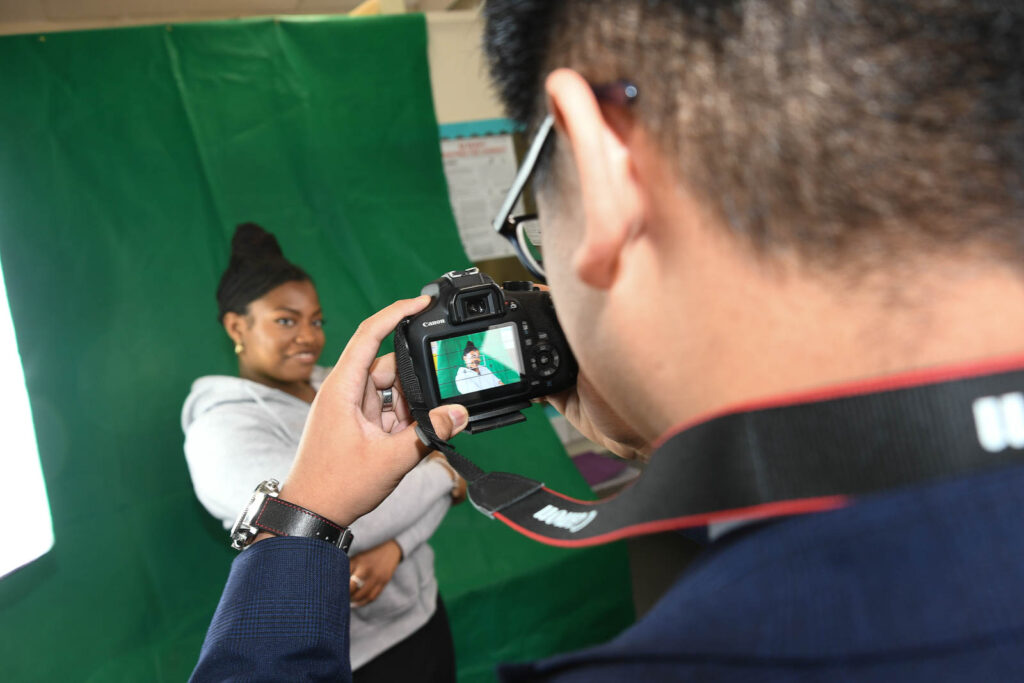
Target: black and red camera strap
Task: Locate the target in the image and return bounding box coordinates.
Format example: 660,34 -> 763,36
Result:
400,326 -> 1024,547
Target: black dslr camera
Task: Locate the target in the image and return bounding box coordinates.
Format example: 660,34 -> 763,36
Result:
394,268 -> 577,434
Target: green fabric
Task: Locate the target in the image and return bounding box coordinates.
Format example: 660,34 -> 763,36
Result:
0,16 -> 633,682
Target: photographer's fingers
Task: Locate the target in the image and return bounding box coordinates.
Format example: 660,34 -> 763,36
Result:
389,404 -> 470,461
423,403 -> 470,445
370,353 -> 418,432
332,296 -> 431,398
369,353 -> 397,390
366,354 -> 394,426
362,374 -> 382,425
278,297 -> 458,527
392,385 -> 412,427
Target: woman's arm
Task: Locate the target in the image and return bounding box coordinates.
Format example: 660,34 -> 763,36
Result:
392,492 -> 451,560
346,460 -> 453,554
184,406 -> 298,527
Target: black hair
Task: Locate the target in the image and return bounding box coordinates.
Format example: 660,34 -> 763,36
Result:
216,223 -> 311,322
462,341 -> 479,356
483,0 -> 1024,273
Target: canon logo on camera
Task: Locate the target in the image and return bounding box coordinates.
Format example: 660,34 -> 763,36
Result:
422,319 -> 447,328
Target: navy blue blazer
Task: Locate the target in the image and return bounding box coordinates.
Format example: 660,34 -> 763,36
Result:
502,464 -> 1024,681
192,464 -> 1024,682
191,537 -> 354,682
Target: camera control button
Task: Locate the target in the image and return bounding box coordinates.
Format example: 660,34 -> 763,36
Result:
533,345 -> 560,377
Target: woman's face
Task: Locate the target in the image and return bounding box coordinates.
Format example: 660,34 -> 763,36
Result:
226,279 -> 325,385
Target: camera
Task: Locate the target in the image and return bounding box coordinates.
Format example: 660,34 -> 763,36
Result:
394,268 -> 577,434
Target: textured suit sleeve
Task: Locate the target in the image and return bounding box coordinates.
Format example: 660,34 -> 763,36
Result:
190,537 -> 353,682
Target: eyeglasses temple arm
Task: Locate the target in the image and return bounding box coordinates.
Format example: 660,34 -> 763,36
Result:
492,114 -> 556,234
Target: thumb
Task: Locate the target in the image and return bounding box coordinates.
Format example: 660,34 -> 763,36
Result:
426,404 -> 470,441
395,404 -> 470,463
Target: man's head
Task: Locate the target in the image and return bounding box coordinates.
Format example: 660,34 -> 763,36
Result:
483,1 -> 1024,439
485,0 -> 1023,271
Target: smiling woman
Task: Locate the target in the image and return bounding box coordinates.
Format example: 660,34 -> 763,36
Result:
215,223 -> 323,399
181,223 -> 463,679
224,278 -> 326,400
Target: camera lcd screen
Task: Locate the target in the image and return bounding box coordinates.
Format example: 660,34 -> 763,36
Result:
430,322 -> 524,400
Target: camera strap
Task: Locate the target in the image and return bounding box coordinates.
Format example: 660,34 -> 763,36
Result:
399,327 -> 1024,546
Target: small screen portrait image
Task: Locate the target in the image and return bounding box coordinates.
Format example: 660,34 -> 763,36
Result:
431,323 -> 523,400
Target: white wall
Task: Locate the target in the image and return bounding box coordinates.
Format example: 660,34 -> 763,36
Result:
426,11 -> 503,124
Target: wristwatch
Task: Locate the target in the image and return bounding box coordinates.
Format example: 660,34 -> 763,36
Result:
229,479 -> 354,553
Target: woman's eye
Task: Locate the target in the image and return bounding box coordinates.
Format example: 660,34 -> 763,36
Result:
312,319 -> 325,328
275,318 -> 296,327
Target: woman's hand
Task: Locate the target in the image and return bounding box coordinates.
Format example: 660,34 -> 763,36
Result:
349,539 -> 403,607
277,296 -> 470,528
546,371 -> 652,461
451,473 -> 468,504
428,452 -> 468,504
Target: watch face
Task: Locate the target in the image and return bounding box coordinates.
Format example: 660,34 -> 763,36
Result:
229,489 -> 266,550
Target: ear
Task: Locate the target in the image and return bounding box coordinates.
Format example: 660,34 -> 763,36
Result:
222,312 -> 246,346
545,68 -> 643,290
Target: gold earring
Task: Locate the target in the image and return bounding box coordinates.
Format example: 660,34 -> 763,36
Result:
234,342 -> 244,355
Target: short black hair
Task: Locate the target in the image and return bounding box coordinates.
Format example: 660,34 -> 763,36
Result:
216,223 -> 311,322
483,0 -> 1024,272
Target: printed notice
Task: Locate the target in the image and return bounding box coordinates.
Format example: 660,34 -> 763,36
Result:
441,134 -> 525,262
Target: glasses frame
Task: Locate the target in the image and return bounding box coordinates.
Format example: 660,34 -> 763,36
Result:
492,80 -> 639,283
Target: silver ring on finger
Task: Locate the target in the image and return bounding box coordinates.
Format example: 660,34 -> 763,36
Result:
350,575 -> 365,589
379,387 -> 395,412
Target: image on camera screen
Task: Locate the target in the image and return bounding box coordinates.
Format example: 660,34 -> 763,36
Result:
430,323 -> 524,400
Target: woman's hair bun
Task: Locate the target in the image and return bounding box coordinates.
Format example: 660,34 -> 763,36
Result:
216,222 -> 312,322
229,222 -> 285,263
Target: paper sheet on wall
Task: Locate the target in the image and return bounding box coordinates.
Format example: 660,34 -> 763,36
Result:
441,134 -> 525,262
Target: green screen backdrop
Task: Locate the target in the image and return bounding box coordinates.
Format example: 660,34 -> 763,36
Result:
0,14 -> 633,682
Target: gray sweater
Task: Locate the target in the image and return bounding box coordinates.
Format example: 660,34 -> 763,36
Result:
181,366 -> 453,669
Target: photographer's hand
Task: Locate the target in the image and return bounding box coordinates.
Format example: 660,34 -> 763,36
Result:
275,296 -> 470,529
547,371 -> 652,461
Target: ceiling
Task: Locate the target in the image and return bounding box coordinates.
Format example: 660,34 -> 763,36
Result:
0,0 -> 480,34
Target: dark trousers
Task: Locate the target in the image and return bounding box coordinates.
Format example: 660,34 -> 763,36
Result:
353,594 -> 456,683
